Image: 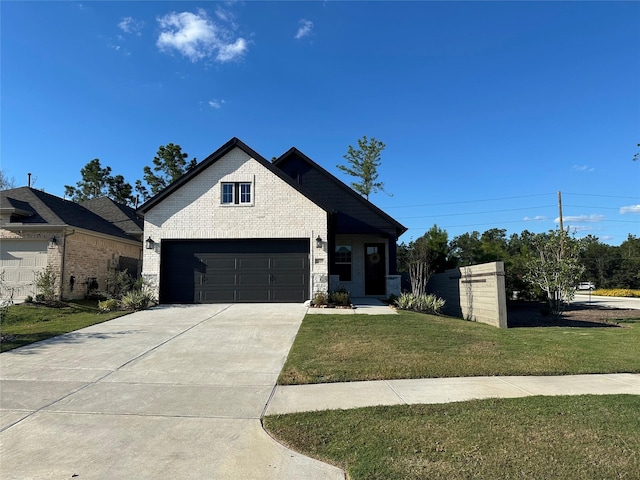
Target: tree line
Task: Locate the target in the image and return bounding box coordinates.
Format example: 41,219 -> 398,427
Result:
63,143 -> 197,207
398,225 -> 640,299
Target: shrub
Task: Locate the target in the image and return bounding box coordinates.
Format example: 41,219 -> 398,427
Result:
98,299 -> 120,312
0,271 -> 15,326
24,295 -> 33,303
395,292 -> 445,314
34,265 -> 57,302
105,269 -> 135,300
312,291 -> 329,306
592,289 -> 640,298
120,288 -> 156,311
330,288 -> 351,306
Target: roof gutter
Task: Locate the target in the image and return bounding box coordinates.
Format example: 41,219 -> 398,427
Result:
1,224 -> 142,248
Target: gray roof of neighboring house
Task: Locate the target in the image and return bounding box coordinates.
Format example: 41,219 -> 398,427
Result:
81,197 -> 143,238
0,187 -> 141,241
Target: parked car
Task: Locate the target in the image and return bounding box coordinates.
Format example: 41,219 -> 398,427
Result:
577,282 -> 596,291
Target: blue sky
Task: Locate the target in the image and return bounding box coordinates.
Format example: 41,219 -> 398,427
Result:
2,1 -> 639,245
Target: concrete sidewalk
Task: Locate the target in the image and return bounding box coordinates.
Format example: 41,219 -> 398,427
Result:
266,373 -> 640,415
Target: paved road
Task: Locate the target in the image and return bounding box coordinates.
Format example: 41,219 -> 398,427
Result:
0,304 -> 343,480
573,294 -> 640,310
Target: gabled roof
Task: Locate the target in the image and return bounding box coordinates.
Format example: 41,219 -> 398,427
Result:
0,187 -> 141,241
81,197 -> 143,238
137,137 -> 332,214
274,147 -> 407,238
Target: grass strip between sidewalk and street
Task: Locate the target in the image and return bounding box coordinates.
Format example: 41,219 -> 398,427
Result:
1,300 -> 130,352
279,311 -> 640,384
263,394 -> 640,480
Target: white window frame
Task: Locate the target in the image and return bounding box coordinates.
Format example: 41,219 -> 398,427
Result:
221,181 -> 253,206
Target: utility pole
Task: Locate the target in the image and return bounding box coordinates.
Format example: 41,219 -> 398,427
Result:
557,191 -> 564,232
558,190 -> 564,256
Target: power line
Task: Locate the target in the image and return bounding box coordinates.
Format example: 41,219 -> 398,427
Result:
380,192 -> 639,210
396,205 -> 556,220
564,192 -> 640,200
380,193 -> 556,209
409,218 -> 639,231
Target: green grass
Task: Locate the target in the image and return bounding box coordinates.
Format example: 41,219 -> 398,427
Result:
264,395 -> 640,480
1,301 -> 130,352
278,311 -> 640,384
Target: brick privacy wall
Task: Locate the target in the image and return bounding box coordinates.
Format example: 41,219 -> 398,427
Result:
428,261 -> 508,328
61,232 -> 142,300
142,147 -> 328,299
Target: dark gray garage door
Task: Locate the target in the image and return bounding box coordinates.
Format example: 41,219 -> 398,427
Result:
160,239 -> 310,304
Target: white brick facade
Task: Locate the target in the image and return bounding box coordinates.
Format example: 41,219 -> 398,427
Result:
142,147 -> 328,300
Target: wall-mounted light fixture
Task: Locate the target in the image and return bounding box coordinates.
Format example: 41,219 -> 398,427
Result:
145,237 -> 155,250
48,236 -> 57,248
316,235 -> 323,249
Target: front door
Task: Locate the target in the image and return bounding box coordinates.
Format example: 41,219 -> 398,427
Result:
364,243 -> 386,295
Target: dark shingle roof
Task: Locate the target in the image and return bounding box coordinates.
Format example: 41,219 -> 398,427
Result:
274,148 -> 407,238
0,187 -> 141,241
81,197 -> 143,237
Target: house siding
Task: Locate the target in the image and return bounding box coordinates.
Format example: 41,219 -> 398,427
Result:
142,147 -> 328,300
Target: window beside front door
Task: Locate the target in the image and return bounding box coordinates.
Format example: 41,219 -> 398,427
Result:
221,182 -> 252,205
334,245 -> 352,281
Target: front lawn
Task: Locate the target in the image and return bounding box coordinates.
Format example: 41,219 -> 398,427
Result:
279,311 -> 640,384
264,394 -> 640,480
0,300 -> 130,352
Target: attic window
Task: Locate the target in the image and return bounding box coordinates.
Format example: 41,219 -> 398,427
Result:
221,182 -> 252,205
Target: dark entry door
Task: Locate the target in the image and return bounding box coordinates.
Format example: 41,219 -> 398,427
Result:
364,243 -> 386,295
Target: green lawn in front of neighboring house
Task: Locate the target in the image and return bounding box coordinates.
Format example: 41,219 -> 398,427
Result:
278,311 -> 640,384
263,394 -> 640,480
0,300 -> 130,352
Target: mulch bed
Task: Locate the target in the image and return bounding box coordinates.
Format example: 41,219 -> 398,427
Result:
507,301 -> 640,328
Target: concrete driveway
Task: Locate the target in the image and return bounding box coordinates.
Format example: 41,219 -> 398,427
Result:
0,304 -> 344,479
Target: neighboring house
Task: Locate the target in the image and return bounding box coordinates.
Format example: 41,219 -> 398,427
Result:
138,137 -> 406,304
0,187 -> 143,302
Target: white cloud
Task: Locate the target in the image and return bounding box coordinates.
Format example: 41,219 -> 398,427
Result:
119,16 -> 145,35
572,164 -> 595,172
295,19 -> 314,39
620,204 -> 640,214
523,215 -> 547,221
216,38 -> 248,62
566,225 -> 594,233
156,9 -> 247,63
554,214 -> 605,223
208,99 -> 225,109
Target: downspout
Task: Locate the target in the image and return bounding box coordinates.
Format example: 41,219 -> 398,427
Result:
60,229 -> 75,300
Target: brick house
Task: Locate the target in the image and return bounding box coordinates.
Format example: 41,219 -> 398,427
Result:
138,137 -> 406,304
0,188 -> 143,302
